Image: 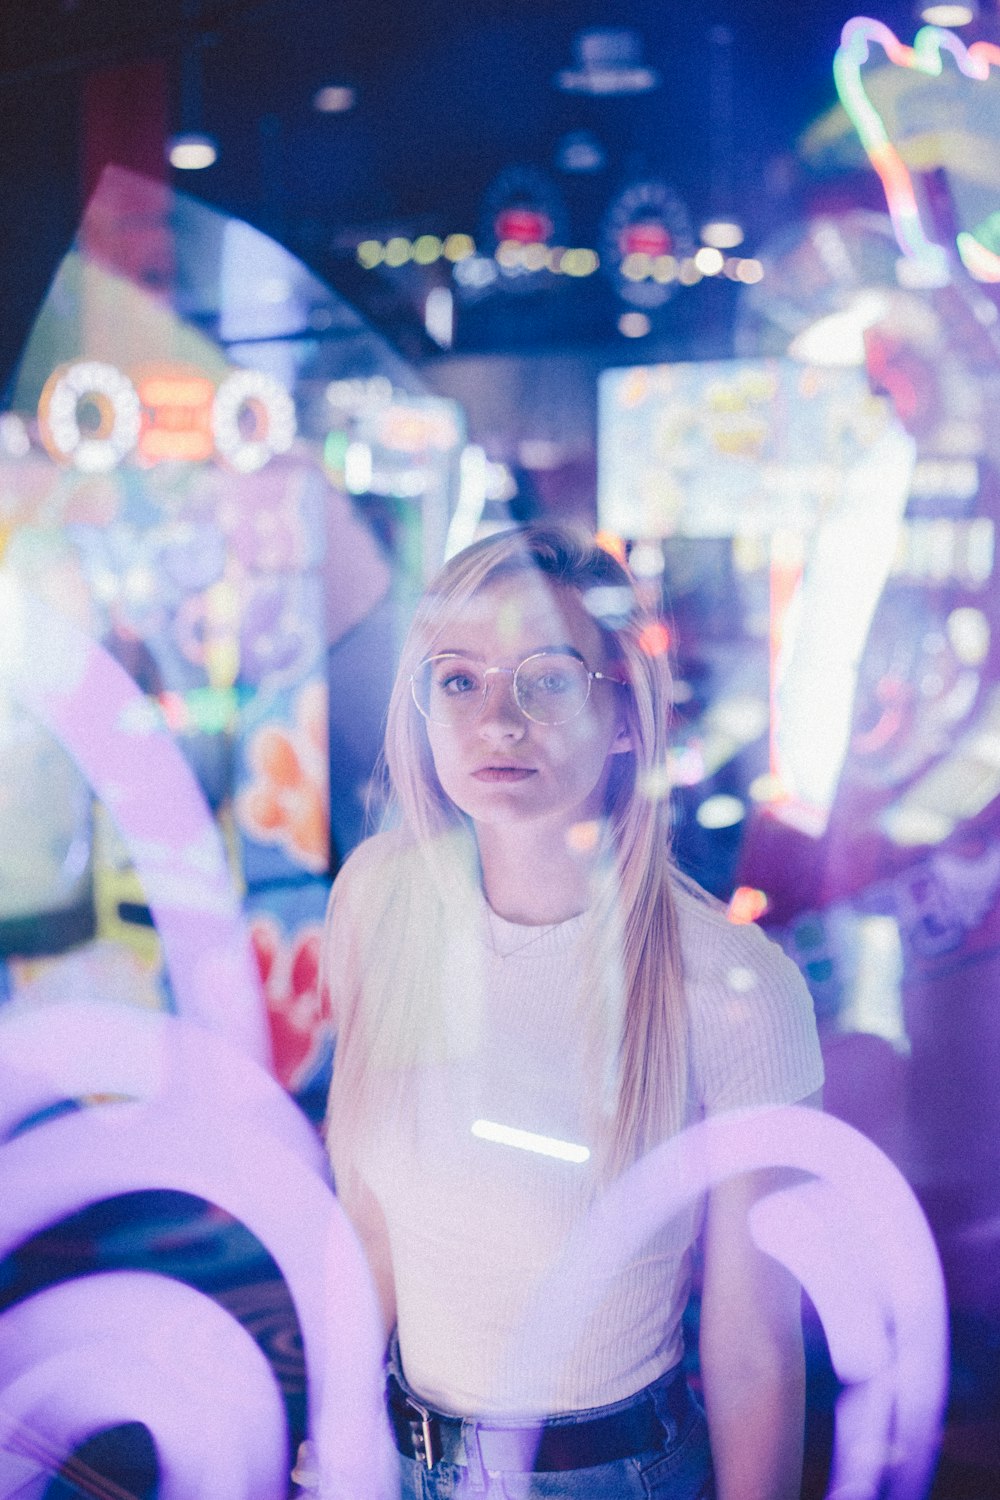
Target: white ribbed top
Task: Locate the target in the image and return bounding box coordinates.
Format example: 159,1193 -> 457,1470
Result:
324,834 -> 823,1418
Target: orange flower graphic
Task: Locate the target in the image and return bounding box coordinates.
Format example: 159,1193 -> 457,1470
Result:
240,681 -> 329,873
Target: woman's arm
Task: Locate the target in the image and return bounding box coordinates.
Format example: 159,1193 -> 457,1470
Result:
698,1091 -> 822,1500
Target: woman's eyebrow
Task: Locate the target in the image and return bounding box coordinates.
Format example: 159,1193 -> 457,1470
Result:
432,644 -> 586,661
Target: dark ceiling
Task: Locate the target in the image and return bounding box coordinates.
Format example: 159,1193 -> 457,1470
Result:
0,0 -> 923,383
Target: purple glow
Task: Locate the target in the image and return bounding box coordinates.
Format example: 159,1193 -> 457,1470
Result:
520,1107 -> 947,1500
0,1084 -> 394,1496
0,1272 -> 288,1499
0,1000 -> 325,1172
0,575 -> 270,1064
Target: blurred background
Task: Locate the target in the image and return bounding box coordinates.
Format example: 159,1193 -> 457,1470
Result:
1,1 -> 1000,1496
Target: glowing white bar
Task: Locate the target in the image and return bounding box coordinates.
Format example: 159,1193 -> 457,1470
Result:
471,1119 -> 590,1164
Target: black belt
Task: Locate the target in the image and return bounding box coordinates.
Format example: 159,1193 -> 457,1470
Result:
386,1370 -> 691,1473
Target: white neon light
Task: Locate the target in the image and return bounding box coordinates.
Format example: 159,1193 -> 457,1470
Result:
40,361 -> 141,472
774,408 -> 914,825
444,445 -> 488,559
212,369 -> 296,474
471,1119 -> 590,1163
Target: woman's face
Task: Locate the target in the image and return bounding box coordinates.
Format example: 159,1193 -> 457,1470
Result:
421,573 -> 632,838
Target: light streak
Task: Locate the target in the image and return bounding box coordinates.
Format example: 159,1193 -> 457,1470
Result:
0,1273 -> 289,1500
517,1106 -> 947,1500
472,1119 -> 591,1163
835,17 -> 1000,281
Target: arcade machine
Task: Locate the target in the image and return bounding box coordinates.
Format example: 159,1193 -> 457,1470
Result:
597,18 -> 1000,1484
0,166 -> 464,1113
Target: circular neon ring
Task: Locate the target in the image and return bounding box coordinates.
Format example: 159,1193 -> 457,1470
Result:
39,360 -> 141,472
212,370 -> 296,474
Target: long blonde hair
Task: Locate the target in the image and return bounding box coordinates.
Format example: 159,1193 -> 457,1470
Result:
374,523 -> 687,1169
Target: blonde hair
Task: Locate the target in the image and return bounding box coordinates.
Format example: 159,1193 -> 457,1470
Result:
374,523 -> 687,1169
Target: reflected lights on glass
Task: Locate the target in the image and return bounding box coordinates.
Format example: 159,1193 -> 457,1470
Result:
313,85 -> 356,113
618,312 -> 651,338
167,133 -> 218,171
695,794 -> 746,830
701,219 -> 744,250
471,1119 -> 590,1164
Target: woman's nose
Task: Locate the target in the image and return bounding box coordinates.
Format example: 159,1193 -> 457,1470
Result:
477,673 -> 526,738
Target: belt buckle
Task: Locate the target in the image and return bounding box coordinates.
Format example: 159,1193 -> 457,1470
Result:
406,1396 -> 441,1470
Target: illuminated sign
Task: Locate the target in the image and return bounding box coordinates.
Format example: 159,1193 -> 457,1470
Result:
36,362 -> 296,473
38,361 -> 142,473
494,206 -> 553,245
479,166 -> 568,293
601,181 -> 695,308
135,365 -> 216,464
212,368 -> 297,474
834,18 -> 1000,282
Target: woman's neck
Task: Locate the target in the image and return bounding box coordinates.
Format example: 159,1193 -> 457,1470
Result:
475,821 -> 599,925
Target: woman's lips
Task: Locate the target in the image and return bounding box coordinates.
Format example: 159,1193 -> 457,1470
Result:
471,766 -> 537,782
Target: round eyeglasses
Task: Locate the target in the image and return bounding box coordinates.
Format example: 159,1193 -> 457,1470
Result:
411,651 -> 627,728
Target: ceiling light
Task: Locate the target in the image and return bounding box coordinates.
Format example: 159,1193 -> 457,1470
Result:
556,131 -> 605,174
701,219 -> 744,250
556,28 -> 659,96
313,85 -> 356,113
167,133 -> 217,170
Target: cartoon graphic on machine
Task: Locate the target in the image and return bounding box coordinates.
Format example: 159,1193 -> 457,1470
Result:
0,166 -> 464,1111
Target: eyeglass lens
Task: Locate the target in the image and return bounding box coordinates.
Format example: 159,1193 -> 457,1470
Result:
414,654 -> 592,725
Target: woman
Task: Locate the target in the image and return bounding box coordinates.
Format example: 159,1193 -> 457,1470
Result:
321,524 -> 823,1499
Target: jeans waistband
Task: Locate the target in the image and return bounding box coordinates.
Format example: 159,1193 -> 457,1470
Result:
385,1340 -> 694,1475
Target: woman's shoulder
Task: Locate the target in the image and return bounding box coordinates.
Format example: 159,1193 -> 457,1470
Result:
669,870 -> 802,992
335,827 -> 413,884
670,873 -> 824,1109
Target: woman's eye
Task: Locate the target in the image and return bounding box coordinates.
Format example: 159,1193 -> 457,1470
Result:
440,672 -> 479,695
536,671 -> 570,694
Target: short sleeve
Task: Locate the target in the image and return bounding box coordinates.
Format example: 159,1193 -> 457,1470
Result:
681,895 -> 824,1117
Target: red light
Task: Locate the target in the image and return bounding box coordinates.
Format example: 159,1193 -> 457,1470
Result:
620,221 -> 672,258
157,691 -> 188,733
727,886 -> 769,925
494,207 -> 553,244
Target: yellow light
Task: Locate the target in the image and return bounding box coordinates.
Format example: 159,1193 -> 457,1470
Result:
678,258 -> 702,285
566,819 -> 601,853
496,239 -> 522,269
652,255 -> 677,283
748,772 -> 785,803
383,237 -> 412,267
736,258 -> 764,284
443,233 -> 475,262
561,248 -> 599,277
700,219 -> 744,250
621,252 -> 651,281
694,246 -> 724,276
412,234 -> 443,265
521,241 -> 549,272
357,239 -> 384,269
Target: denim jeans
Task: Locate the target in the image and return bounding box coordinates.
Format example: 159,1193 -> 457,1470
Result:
389,1342 -> 714,1500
